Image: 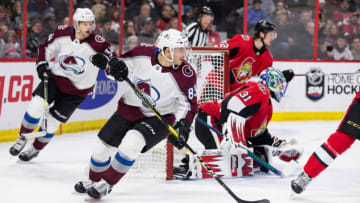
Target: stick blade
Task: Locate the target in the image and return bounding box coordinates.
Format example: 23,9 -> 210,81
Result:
236,198 -> 271,203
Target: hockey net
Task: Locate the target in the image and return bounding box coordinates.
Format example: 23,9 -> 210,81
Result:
127,47 -> 229,180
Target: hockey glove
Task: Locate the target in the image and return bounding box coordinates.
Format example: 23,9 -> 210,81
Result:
90,53 -> 108,70
36,60 -> 51,80
168,119 -> 190,150
108,58 -> 128,81
282,69 -> 294,82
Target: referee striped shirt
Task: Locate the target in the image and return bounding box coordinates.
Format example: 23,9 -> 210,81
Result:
185,22 -> 209,47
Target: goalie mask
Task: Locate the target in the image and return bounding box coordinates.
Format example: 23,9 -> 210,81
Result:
73,8 -> 96,33
259,67 -> 286,102
156,29 -> 191,69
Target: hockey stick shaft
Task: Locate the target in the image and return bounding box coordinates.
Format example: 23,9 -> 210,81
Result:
124,77 -> 269,203
195,117 -> 283,176
43,72 -> 49,132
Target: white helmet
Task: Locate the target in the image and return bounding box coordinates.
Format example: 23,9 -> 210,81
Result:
73,8 -> 96,31
156,29 -> 190,68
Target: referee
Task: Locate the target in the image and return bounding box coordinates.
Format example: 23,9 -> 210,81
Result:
184,6 -> 213,47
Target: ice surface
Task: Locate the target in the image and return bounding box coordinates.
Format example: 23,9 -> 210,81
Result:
1,121 -> 360,203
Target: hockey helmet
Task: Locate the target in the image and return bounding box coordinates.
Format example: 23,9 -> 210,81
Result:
259,67 -> 286,102
199,6 -> 213,16
156,29 -> 190,68
254,19 -> 276,39
73,8 -> 96,31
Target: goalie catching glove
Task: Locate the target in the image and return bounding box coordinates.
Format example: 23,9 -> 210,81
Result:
168,119 -> 190,150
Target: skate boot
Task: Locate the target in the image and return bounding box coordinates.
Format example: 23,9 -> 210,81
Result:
9,135 -> 27,156
18,145 -> 39,161
291,171 -> 312,194
172,155 -> 192,180
74,180 -> 96,193
87,179 -> 113,199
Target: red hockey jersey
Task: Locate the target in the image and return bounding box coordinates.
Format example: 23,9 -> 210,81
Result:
217,34 -> 273,91
200,81 -> 272,139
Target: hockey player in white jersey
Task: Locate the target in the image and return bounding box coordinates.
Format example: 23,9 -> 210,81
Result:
74,29 -> 197,199
9,8 -> 116,161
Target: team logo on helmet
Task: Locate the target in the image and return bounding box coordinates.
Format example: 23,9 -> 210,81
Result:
232,57 -> 255,83
59,55 -> 85,74
306,67 -> 325,101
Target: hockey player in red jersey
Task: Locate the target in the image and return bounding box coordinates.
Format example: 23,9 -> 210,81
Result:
9,8 -> 116,161
291,91 -> 360,194
74,29 -> 197,199
202,19 -> 294,103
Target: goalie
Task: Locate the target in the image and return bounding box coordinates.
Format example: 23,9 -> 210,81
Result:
174,67 -> 302,180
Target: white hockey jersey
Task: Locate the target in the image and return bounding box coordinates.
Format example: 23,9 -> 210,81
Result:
38,26 -> 115,97
115,44 -> 198,124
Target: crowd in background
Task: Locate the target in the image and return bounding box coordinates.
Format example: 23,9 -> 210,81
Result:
0,0 -> 359,60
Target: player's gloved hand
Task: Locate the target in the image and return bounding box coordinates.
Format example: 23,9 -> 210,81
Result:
108,58 -> 128,81
90,53 -> 108,70
168,119 -> 191,150
282,69 -> 294,82
273,147 -> 303,162
36,60 -> 51,80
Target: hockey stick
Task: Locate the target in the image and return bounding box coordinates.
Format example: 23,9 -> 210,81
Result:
124,77 -> 270,203
21,73 -> 49,139
195,117 -> 285,177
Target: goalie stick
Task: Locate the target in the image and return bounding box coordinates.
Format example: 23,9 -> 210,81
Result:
21,73 -> 49,139
196,117 -> 287,177
124,77 -> 270,203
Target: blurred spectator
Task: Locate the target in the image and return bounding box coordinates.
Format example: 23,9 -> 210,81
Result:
261,0 -> 275,16
110,8 -> 120,33
26,19 -> 43,58
333,34 -> 353,60
271,9 -> 294,59
290,22 -> 314,59
155,4 -> 173,31
41,12 -> 57,40
28,0 -> 55,23
91,3 -> 106,30
151,0 -> 166,20
247,0 -> 271,29
185,6 -> 213,46
0,32 -> 21,58
317,39 -> 335,59
133,3 -> 151,33
182,5 -> 194,25
138,17 -> 160,44
124,35 -> 139,52
167,17 -> 180,30
207,24 -> 221,46
123,19 -> 136,39
342,14 -> 360,40
101,18 -> 120,52
328,23 -> 340,44
350,36 -> 360,60
9,0 -> 22,39
48,0 -> 69,25
333,0 -> 353,36
63,17 -> 70,28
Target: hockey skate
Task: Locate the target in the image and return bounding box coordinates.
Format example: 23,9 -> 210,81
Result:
87,179 -> 113,199
18,145 -> 39,161
291,171 -> 312,194
172,155 -> 192,180
9,135 -> 27,156
74,180 -> 96,193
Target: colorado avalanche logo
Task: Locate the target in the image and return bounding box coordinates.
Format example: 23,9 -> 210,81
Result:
59,55 -> 85,74
182,65 -> 194,77
134,77 -> 160,108
232,57 -> 255,83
